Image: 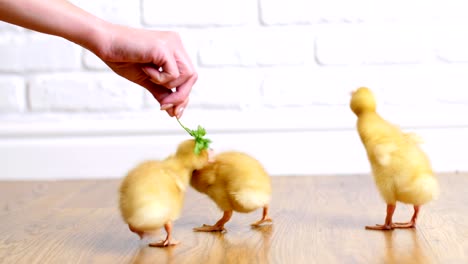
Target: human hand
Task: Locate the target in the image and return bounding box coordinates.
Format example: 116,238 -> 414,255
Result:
95,24 -> 197,118
0,0 -> 196,118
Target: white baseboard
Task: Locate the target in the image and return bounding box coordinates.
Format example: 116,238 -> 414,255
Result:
1,125 -> 467,180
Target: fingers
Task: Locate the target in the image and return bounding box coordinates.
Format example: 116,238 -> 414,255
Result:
143,81 -> 189,118
141,80 -> 175,116
143,49 -> 196,87
141,35 -> 197,119
160,72 -> 197,105
144,67 -> 193,94
174,97 -> 189,119
143,71 -> 194,118
141,64 -> 180,87
143,51 -> 197,118
142,44 -> 194,89
158,75 -> 194,119
162,49 -> 196,92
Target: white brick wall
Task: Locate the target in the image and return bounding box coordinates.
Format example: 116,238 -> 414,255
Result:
260,0 -> 432,25
0,76 -> 25,112
315,24 -> 434,65
142,0 -> 257,26
1,0 -> 468,179
0,33 -> 81,72
28,73 -> 144,111
198,27 -> 316,67
69,0 -> 141,27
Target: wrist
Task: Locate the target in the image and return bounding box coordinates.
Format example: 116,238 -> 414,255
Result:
70,17 -> 111,58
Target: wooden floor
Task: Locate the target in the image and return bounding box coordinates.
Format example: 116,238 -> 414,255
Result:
0,174 -> 467,264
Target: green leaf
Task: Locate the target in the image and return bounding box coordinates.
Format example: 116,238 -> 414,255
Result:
194,144 -> 201,155
196,125 -> 206,137
177,118 -> 212,155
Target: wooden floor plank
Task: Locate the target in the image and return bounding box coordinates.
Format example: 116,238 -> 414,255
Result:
0,174 -> 466,264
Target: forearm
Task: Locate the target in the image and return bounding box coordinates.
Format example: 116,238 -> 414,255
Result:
0,0 -> 107,54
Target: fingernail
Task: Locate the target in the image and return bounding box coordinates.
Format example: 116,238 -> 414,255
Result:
160,104 -> 173,110
176,107 -> 185,118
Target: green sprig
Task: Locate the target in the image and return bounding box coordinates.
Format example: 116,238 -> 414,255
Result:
177,118 -> 212,155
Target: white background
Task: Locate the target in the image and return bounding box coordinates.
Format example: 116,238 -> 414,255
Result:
1,0 -> 467,179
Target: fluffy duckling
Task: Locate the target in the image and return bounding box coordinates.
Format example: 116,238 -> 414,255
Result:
190,151 -> 272,232
119,139 -> 211,246
350,87 -> 439,230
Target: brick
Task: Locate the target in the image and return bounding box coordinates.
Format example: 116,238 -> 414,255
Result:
198,27 -> 316,67
142,0 -> 257,26
261,65 -> 468,128
260,65 -> 441,107
177,30 -> 200,64
261,66 -> 372,107
187,68 -> 263,109
369,64 -> 468,127
0,33 -> 81,73
70,0 -> 141,26
28,73 -> 144,111
260,0 -> 358,25
315,24 -> 432,66
367,65 -> 468,106
198,28 -> 257,67
260,0 -> 432,25
0,76 -> 25,112
421,66 -> 468,104
435,24 -> 468,62
433,0 -> 468,22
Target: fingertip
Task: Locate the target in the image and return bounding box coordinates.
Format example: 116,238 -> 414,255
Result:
175,106 -> 185,119
166,108 -> 175,117
160,104 -> 174,111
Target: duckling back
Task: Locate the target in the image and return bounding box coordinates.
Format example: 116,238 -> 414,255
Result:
350,87 -> 439,206
206,151 -> 272,213
119,161 -> 184,231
